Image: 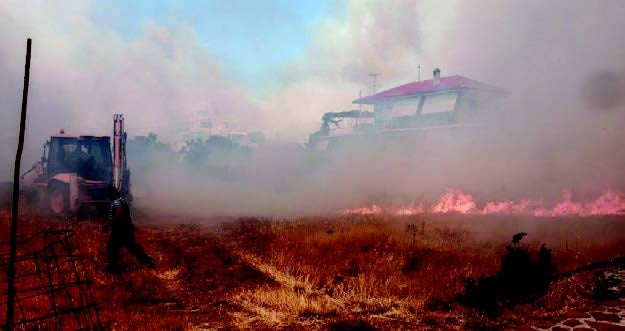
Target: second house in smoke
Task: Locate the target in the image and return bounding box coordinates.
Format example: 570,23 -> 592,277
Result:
308,68 -> 509,152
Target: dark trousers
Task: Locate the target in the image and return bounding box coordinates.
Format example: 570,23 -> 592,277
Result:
107,228 -> 153,270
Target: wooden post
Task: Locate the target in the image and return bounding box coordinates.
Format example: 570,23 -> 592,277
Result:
6,38 -> 31,331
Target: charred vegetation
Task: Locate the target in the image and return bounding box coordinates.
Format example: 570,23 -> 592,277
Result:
458,233 -> 556,316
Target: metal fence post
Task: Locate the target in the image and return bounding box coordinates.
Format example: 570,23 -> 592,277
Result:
6,37 -> 32,331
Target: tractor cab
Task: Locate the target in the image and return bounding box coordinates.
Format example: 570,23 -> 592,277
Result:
47,135 -> 113,182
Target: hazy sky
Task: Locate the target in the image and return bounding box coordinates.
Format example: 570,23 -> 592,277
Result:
0,0 -> 419,179
90,0 -> 340,95
1,1 -> 624,181
0,0 -> 459,145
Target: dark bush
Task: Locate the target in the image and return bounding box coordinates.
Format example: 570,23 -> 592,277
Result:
593,271 -> 623,301
458,233 -> 556,316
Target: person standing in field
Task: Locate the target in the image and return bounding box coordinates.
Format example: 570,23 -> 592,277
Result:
103,185 -> 155,273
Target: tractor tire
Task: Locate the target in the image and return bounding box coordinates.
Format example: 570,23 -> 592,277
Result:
48,182 -> 69,216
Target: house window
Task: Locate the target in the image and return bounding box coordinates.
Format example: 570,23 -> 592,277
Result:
390,97 -> 421,117
420,92 -> 458,114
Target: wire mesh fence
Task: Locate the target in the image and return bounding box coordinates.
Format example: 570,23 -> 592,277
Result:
0,228 -> 103,330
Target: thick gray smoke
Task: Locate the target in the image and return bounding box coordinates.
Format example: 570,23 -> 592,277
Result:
1,1 -> 625,216
0,1 -> 261,180
443,0 -> 625,200
140,0 -> 625,216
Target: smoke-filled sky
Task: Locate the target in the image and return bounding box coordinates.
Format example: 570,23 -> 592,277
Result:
0,0 -> 459,178
1,0 -> 625,216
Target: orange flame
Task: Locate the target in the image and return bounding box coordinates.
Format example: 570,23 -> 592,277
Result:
340,188 -> 625,217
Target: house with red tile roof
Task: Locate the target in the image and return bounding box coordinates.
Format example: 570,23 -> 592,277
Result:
308,68 -> 508,151
353,68 -> 508,131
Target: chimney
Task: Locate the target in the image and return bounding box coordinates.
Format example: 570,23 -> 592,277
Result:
433,68 -> 441,85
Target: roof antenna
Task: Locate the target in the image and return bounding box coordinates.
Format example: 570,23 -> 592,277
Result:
417,64 -> 421,82
368,73 -> 380,94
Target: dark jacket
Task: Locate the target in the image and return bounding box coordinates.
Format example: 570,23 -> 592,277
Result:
107,197 -> 133,232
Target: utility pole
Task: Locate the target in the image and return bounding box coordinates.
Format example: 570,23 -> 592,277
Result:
6,38 -> 32,331
357,90 -> 362,128
359,90 -> 362,112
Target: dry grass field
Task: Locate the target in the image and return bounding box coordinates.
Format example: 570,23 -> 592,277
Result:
2,209 -> 625,330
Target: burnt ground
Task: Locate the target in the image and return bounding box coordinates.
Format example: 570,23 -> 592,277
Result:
90,222 -> 278,330
2,210 -> 625,330
0,211 -> 274,330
